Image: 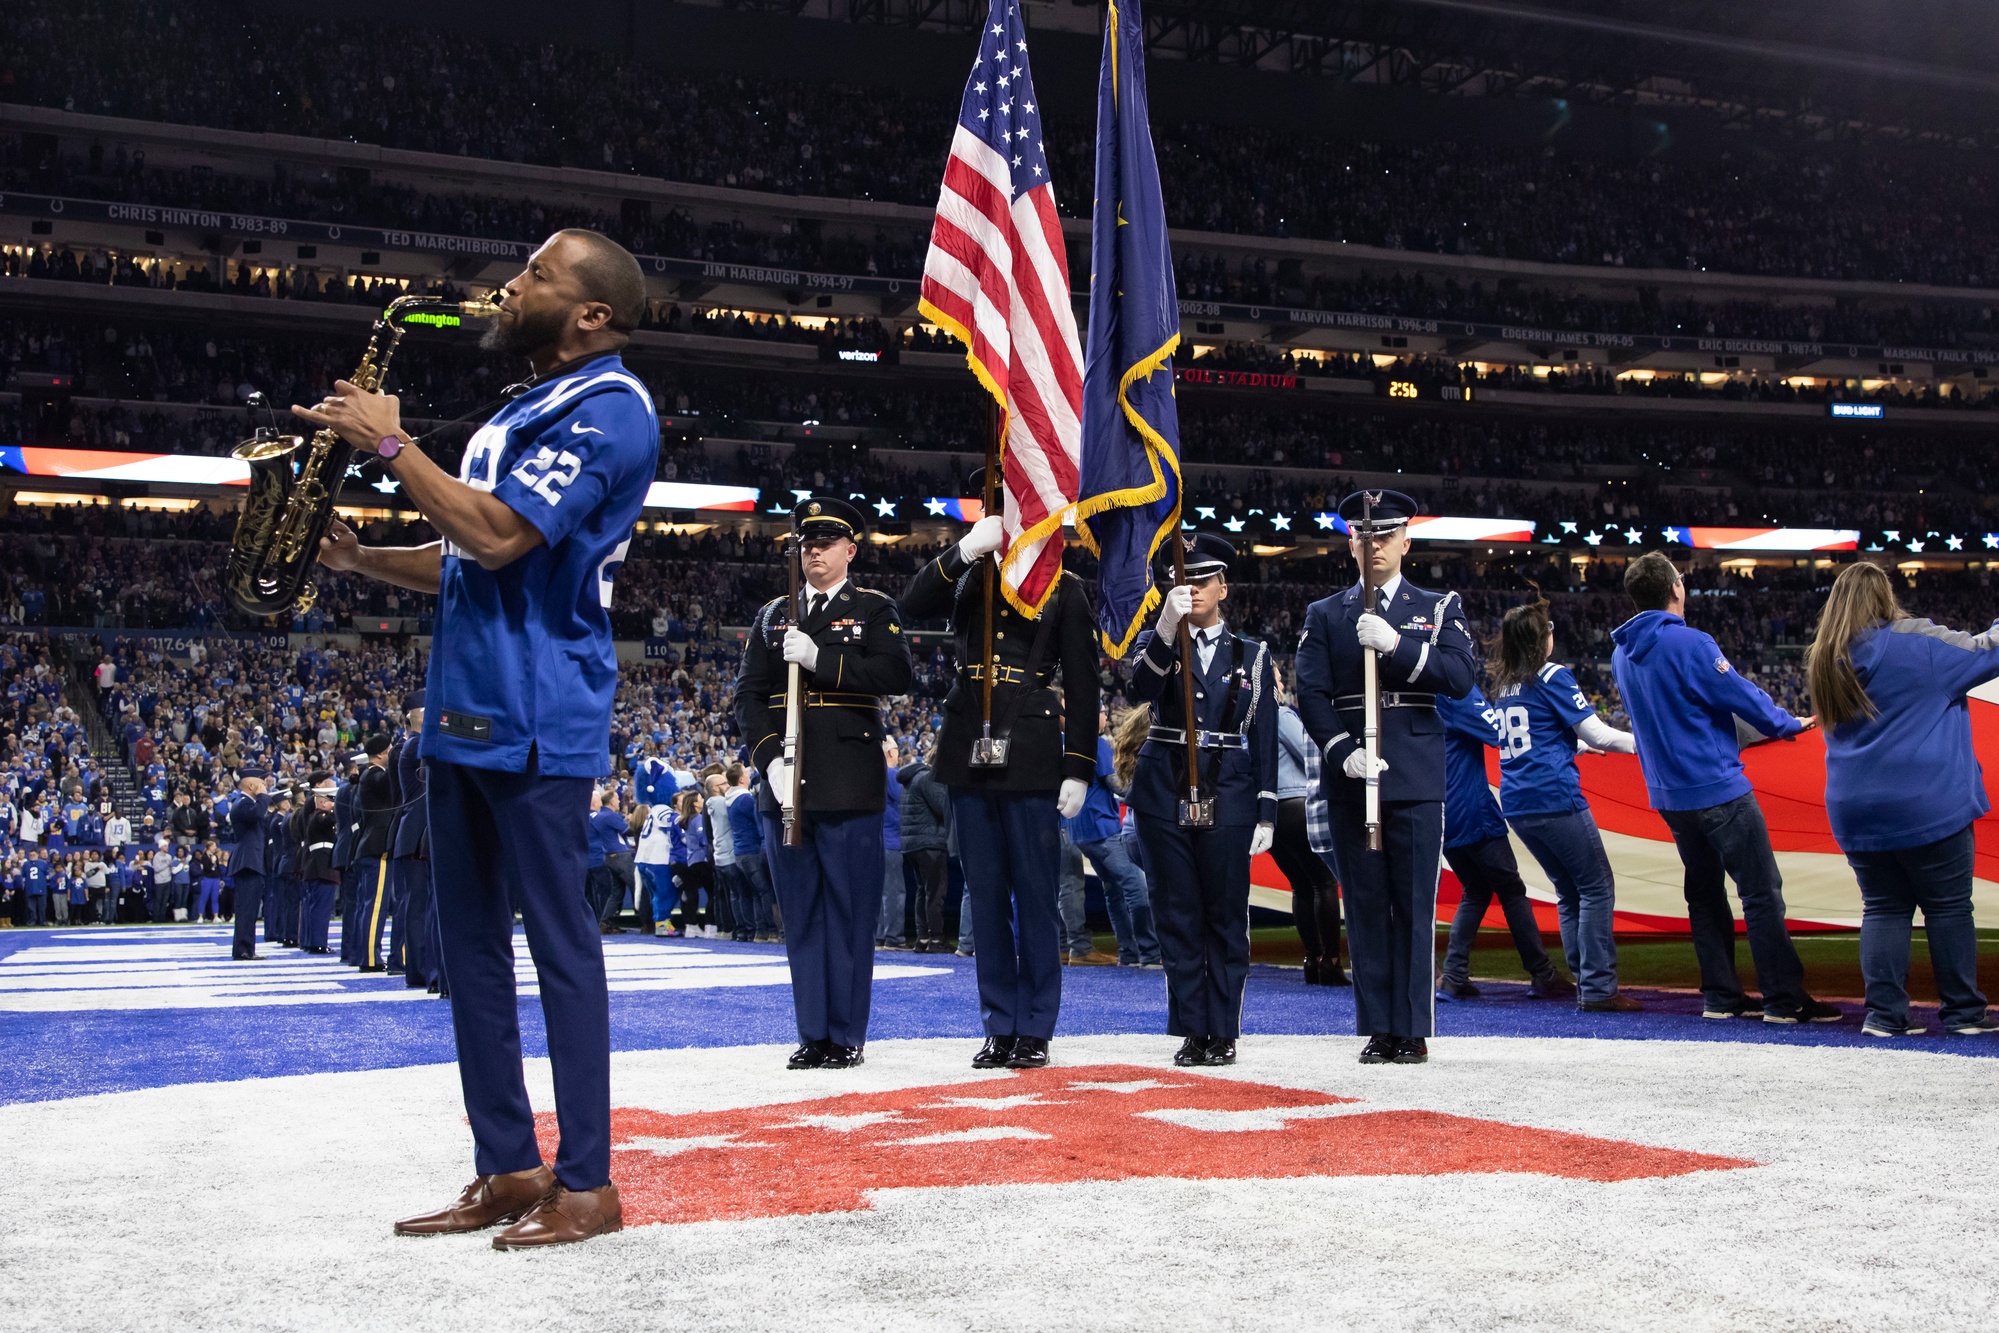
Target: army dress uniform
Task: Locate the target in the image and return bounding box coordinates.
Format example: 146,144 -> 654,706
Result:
1126,535 -> 1279,1062
1294,491 -> 1476,1056
732,498 -> 913,1065
898,522 -> 1100,1062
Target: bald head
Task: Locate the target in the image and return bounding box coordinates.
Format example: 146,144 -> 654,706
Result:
549,228 -> 646,334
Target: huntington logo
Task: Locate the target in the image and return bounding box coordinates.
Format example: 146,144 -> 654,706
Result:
536,1065 -> 1754,1226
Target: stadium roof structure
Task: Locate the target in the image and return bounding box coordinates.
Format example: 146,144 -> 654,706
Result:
822,0 -> 1999,144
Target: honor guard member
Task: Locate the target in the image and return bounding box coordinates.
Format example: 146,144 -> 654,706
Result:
299,775 -> 340,954
1126,534 -> 1279,1068
333,760 -> 363,966
226,771 -> 271,961
391,692 -> 434,989
732,496 -> 913,1070
1295,490 -> 1476,1065
897,486 -> 1101,1070
301,227 -> 658,1247
352,734 -> 398,973
267,788 -> 300,947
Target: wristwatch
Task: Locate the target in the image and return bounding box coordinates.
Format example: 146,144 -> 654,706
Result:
375,433 -> 406,461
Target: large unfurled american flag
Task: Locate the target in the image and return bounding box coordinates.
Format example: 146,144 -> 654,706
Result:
918,2 -> 1084,618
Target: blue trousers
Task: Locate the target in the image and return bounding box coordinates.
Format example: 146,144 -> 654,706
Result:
300,879 -> 335,951
230,872 -> 265,959
352,857 -> 393,969
25,893 -> 47,926
1326,800 -> 1442,1038
1848,823 -> 1988,1031
1508,808 -> 1620,1003
735,851 -> 777,934
428,758 -> 608,1192
1659,793 -> 1810,1014
386,862 -> 412,974
1078,833 -> 1159,965
1136,814 -> 1253,1041
396,858 -> 434,986
640,863 -> 677,926
195,877 -> 221,920
876,848 -> 907,946
1440,835 -> 1557,985
762,809 -> 882,1048
954,791 -> 1064,1039
338,865 -> 362,965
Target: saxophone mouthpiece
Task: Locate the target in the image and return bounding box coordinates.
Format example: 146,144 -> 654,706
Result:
461,296 -> 504,318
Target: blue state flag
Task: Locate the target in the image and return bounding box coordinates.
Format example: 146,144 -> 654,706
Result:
1073,0 -> 1182,659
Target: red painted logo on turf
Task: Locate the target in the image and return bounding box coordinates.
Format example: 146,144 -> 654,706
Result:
537,1064 -> 1754,1226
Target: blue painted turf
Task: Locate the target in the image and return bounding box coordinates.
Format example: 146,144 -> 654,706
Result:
1,924 -> 1992,1106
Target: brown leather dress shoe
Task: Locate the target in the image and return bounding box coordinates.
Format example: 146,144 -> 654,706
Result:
393,1165 -> 554,1236
1067,949 -> 1119,966
491,1182 -> 623,1250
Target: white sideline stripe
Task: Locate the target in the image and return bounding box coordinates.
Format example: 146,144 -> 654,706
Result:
1139,1104 -> 1379,1132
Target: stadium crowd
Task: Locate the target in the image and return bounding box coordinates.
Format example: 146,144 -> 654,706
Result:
5,1 -> 1997,289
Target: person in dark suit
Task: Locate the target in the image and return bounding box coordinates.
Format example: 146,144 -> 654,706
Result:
897,491 -> 1100,1070
265,789 -> 299,948
731,496 -> 913,1070
391,692 -> 433,988
226,771 -> 271,961
1294,490 -> 1477,1066
1126,534 -> 1279,1068
351,734 -> 398,973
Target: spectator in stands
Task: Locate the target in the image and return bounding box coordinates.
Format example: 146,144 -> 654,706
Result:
724,764 -> 775,942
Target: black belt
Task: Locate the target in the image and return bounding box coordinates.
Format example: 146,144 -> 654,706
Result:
1334,692 -> 1436,709
964,663 -> 1045,686
1148,726 -> 1248,750
767,692 -> 880,709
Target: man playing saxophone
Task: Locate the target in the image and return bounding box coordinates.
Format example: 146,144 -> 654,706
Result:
293,229 -> 659,1250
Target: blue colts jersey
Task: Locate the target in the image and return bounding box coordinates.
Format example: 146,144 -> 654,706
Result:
1437,687 -> 1510,848
1493,662 -> 1596,818
421,353 -> 659,778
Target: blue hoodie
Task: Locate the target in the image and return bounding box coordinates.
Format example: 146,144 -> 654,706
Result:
1610,611 -> 1803,812
1824,618 -> 1999,853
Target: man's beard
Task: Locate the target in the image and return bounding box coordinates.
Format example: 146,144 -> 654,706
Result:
480,302 -> 567,357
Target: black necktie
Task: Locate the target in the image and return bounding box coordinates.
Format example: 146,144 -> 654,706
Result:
807,593 -> 824,621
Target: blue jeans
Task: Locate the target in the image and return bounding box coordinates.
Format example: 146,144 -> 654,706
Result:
1440,834 -> 1556,985
958,883 -> 975,953
1659,793 -> 1810,1013
26,893 -> 47,926
1507,808 -> 1619,1003
736,852 -> 777,935
877,848 -> 907,945
1848,823 -> 1988,1031
1056,828 -> 1094,956
1078,835 -> 1158,964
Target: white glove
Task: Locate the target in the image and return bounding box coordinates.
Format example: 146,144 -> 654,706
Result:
781,627 -> 820,673
958,514 -> 1005,562
1342,749 -> 1390,781
1355,611 -> 1399,655
1057,778 -> 1088,820
1155,585 -> 1194,639
765,757 -> 795,808
1248,822 -> 1274,857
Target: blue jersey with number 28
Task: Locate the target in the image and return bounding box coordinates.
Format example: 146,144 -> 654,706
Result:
1493,662 -> 1597,818
421,353 -> 659,778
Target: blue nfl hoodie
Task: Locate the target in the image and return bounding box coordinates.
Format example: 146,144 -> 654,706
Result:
1823,618 -> 1999,853
1610,610 -> 1803,812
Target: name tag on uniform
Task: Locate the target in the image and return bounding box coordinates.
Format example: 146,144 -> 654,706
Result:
437,711 -> 493,742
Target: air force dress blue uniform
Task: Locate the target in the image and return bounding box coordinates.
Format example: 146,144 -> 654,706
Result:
391,703 -> 434,989
227,782 -> 270,960
1294,494 -> 1476,1044
1126,537 -> 1279,1049
732,498 -> 913,1062
419,352 -> 658,1194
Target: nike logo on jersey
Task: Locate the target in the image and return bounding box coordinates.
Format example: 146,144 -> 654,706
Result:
571,422 -> 604,435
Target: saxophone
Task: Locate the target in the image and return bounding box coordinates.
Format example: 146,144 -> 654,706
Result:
224,294 -> 501,617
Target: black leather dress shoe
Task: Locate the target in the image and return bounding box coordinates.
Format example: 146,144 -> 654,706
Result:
1173,1036 -> 1209,1067
786,1040 -> 829,1070
1391,1036 -> 1429,1064
1007,1036 -> 1049,1068
1358,1033 -> 1398,1064
820,1044 -> 865,1069
1203,1038 -> 1237,1066
1322,965 -> 1351,987
972,1036 -> 1017,1068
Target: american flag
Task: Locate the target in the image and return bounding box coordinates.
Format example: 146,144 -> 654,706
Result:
918,2 -> 1084,618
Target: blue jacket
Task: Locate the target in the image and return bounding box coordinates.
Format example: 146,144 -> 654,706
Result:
1438,688 -> 1510,848
1824,618 -> 1999,853
882,764 -> 903,851
1126,624 -> 1279,828
228,793 -> 269,875
1063,736 -> 1125,845
1275,706 -> 1314,801
1610,610 -> 1802,812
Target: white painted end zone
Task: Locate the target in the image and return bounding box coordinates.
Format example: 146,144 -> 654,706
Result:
1,1035 -> 1994,1332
